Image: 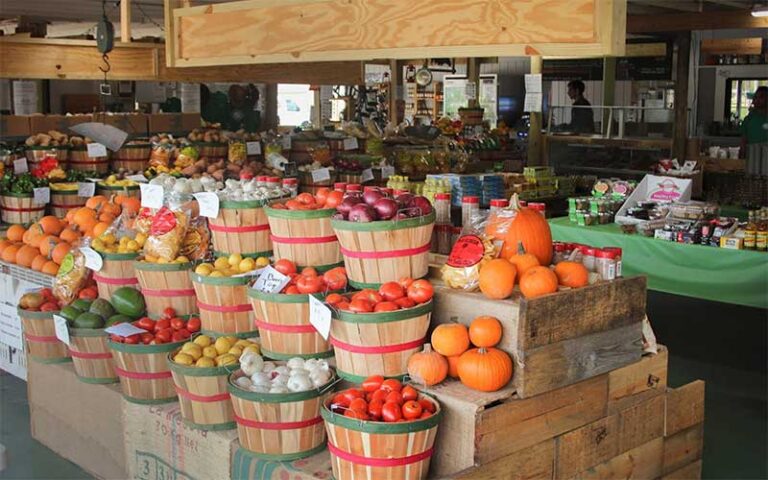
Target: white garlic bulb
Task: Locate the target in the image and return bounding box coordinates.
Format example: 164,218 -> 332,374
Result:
287,374 -> 313,392
286,357 -> 305,370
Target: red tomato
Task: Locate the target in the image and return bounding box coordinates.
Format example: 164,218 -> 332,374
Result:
155,328 -> 173,344
370,389 -> 388,403
323,267 -> 347,291
341,388 -> 364,405
283,285 -> 301,295
344,409 -> 369,420
154,318 -> 171,332
348,299 -> 374,313
301,266 -> 318,277
162,307 -> 176,320
361,375 -> 384,392
296,275 -> 325,294
352,289 -> 383,304
332,393 -> 350,408
378,282 -> 406,301
176,328 -> 191,339
398,277 -> 415,290
39,288 -> 53,299
78,287 -> 97,300
381,378 -> 402,393
385,391 -> 404,405
407,279 -> 434,304
401,385 -> 419,402
367,399 -> 384,420
109,334 -> 124,343
315,188 -> 330,207
374,301 -> 400,312
124,334 -> 140,344
419,411 -> 432,419
325,293 -> 345,306
381,402 -> 403,422
401,400 -> 423,420
170,317 -> 185,331
186,317 -> 201,333
171,331 -> 186,342
325,190 -> 344,209
296,192 -> 316,206
137,317 -> 156,332
335,301 -> 351,311
40,302 -> 59,312
418,398 -> 436,413
394,297 -> 416,309
349,398 -> 368,413
274,259 -> 298,276
140,332 -> 155,345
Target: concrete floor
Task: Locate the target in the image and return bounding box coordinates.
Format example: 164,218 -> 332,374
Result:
0,291 -> 766,480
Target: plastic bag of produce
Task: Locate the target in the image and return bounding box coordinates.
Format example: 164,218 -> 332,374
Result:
179,215 -> 210,261
143,206 -> 190,262
441,213 -> 498,291
53,241 -> 92,305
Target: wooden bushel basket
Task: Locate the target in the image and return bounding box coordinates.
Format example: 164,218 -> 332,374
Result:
25,146 -> 69,170
192,142 -> 228,159
247,289 -> 334,360
96,183 -> 141,199
331,211 -> 435,289
0,193 -> 46,225
18,308 -> 71,364
321,395 -> 442,480
134,261 -> 198,318
190,272 -> 258,338
167,350 -> 237,430
265,205 -> 342,270
112,143 -> 150,171
209,200 -> 272,258
331,300 -> 432,382
109,339 -> 185,404
49,187 -> 86,218
228,369 -> 332,460
69,328 -> 117,384
94,252 -> 140,300
68,147 -> 110,174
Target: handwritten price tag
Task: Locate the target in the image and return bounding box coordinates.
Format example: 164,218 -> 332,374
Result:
78,182 -> 96,198
105,322 -> 148,337
246,141 -> 262,155
361,168 -> 374,183
33,187 -> 50,205
311,168 -> 331,183
86,143 -> 108,157
13,158 -> 28,174
193,192 -> 220,219
281,135 -> 292,150
80,247 -> 104,271
343,137 -> 359,150
140,184 -> 164,209
53,315 -> 71,346
308,295 -> 332,340
252,265 -> 291,294
381,166 -> 395,179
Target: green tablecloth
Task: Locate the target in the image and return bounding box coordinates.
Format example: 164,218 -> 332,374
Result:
549,217 -> 768,309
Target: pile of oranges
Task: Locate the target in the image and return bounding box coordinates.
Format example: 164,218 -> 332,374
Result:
0,194 -> 141,276
270,188 -> 343,211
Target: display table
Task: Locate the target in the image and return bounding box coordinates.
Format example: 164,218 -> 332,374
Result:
549,217 -> 768,309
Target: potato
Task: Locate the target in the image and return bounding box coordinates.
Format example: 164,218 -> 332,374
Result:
226,164 -> 242,173
211,170 -> 224,181
206,164 -> 219,174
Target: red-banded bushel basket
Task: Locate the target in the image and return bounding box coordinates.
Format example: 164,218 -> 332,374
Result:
68,147 -> 110,174
265,205 -> 342,271
49,185 -> 86,218
96,183 -> 141,199
108,339 -> 185,404
18,308 -> 70,364
167,350 -> 236,430
330,300 -> 432,382
228,369 -> 331,460
192,142 -> 228,159
69,327 -> 117,384
247,290 -> 333,360
321,394 -> 442,480
112,142 -> 150,171
94,252 -> 140,300
25,146 -> 68,170
1,193 -> 46,225
190,272 -> 257,338
134,261 -> 198,318
331,211 -> 435,289
209,199 -> 272,259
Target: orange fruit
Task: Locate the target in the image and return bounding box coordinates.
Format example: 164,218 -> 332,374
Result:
39,216 -> 63,236
15,245 -> 39,267
31,255 -> 47,271
7,225 -> 25,243
51,243 -> 71,265
1,244 -> 21,263
42,261 -> 59,275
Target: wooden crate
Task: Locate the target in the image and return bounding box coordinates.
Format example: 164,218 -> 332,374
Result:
428,347 -> 669,477
432,276 -> 647,398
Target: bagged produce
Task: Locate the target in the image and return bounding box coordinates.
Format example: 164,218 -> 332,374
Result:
53,243 -> 92,305
441,213 -> 498,291
143,207 -> 190,262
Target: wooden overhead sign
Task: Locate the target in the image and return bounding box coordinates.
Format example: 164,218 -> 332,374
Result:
165,0 -> 627,67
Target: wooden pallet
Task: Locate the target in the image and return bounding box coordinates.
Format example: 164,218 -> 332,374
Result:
431,276 -> 647,399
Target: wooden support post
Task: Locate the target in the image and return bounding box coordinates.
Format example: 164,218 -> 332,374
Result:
672,33 -> 691,161
264,84 -> 279,130
602,57 -> 616,132
388,59 -> 400,124
528,55 -> 543,166
467,57 -> 480,108
120,0 -> 131,42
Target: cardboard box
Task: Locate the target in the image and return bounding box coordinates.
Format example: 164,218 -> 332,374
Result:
147,113 -> 201,134
0,115 -> 31,138
231,442 -> 332,480
615,175 -> 692,226
28,361 -> 127,479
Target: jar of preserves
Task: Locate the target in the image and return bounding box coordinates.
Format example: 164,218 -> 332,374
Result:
580,245 -> 596,272
596,249 -> 617,281
462,196 -> 480,227
434,193 -> 451,223
282,178 -> 298,197
603,247 -> 622,277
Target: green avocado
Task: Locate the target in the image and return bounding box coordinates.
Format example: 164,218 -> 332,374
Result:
89,298 -> 115,319
59,306 -> 82,324
72,299 -> 93,312
73,312 -> 105,329
105,314 -> 132,327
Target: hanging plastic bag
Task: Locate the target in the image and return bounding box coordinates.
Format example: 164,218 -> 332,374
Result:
53,241 -> 92,305
441,211 -> 499,291
143,206 -> 190,262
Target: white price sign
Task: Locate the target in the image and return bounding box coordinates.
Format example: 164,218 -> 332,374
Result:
86,142 -> 108,157
80,247 -> 104,271
308,294 -> 332,340
251,265 -> 291,294
13,158 -> 28,174
53,315 -> 71,347
343,137 -> 359,150
33,187 -> 50,205
105,322 -> 148,337
281,135 -> 292,150
233,267 -> 266,278
246,141 -> 262,155
381,166 -> 395,179
360,168 -> 374,183
78,182 -> 96,198
126,174 -> 148,183
311,168 -> 331,183
140,184 -> 164,209
193,192 -> 220,219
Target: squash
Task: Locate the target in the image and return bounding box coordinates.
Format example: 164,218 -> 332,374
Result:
110,286 -> 146,318
478,259 -> 517,299
500,194 -> 553,266
519,266 -> 559,299
507,242 -> 540,278
469,316 -> 503,348
554,261 -> 589,288
407,344 -> 448,386
457,347 -> 513,392
431,323 -> 470,357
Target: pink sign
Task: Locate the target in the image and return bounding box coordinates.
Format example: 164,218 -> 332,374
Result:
648,179 -> 683,202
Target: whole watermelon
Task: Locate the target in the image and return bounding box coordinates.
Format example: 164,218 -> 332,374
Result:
110,287 -> 146,318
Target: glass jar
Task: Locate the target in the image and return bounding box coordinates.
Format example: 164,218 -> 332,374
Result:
553,242 -> 567,264
462,196 -> 480,227
437,224 -> 452,255
334,182 -> 347,192
381,187 -> 393,197
266,176 -> 281,189
603,247 -> 622,277
529,202 -> 546,217
451,226 -> 462,249
282,178 -> 298,197
490,198 -> 509,214
256,175 -> 268,187
596,249 -> 617,281
347,184 -> 362,193
434,193 -> 451,223
580,245 -> 596,272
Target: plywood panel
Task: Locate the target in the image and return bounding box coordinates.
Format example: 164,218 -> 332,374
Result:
453,440 -> 555,480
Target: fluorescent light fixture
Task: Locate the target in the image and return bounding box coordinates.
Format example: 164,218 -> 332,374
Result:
752,5 -> 768,17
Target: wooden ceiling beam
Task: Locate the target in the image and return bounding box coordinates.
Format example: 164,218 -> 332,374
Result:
628,10 -> 768,32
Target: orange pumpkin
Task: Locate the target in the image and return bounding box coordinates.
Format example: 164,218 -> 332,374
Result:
457,347 -> 513,392
78,217 -> 98,236
431,323 -> 470,357
51,243 -> 71,265
39,216 -> 63,236
85,195 -> 108,211
406,344 -> 448,386
16,245 -> 39,267
507,242 -> 540,279
447,355 -> 461,378
1,244 -> 20,263
554,261 -> 589,288
39,235 -> 59,258
485,209 -> 514,242
31,254 -> 47,271
479,259 -> 517,299
73,207 -> 97,228
0,240 -> 12,255
6,225 -> 25,243
519,266 -> 559,299
100,202 -> 121,217
59,227 -> 81,244
469,316 -> 503,348
500,195 -> 553,266
42,261 -> 59,275
92,221 -> 110,238
119,197 -> 141,215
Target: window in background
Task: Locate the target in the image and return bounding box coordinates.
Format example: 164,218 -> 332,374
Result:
278,84 -> 314,127
442,75 -> 498,127
728,78 -> 768,122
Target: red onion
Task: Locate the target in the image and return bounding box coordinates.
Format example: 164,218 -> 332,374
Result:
363,188 -> 384,206
408,195 -> 433,217
395,193 -> 414,208
337,196 -> 362,216
373,198 -> 398,220
348,203 -> 377,222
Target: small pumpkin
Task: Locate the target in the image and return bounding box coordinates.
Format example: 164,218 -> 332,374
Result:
15,245 -> 39,268
519,266 -> 559,299
507,242 -> 540,279
447,355 -> 461,378
500,195 -> 553,266
6,225 -> 25,243
469,316 -> 503,348
431,323 -> 470,357
457,347 -> 513,392
554,261 -> 589,288
407,344 -> 448,386
479,258 -> 517,299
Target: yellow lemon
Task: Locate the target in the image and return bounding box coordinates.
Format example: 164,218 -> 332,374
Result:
173,353 -> 194,365
228,253 -> 243,267
214,337 -> 232,355
195,264 -> 213,276
209,270 -> 224,278
224,336 -> 239,346
175,256 -> 190,263
135,232 -> 147,246
126,240 -> 139,251
193,335 -> 212,347
238,257 -> 256,273
243,344 -> 261,356
203,346 -> 218,358
181,343 -> 203,360
195,357 -> 215,368
255,257 -> 270,268
102,234 -> 117,245
228,346 -> 243,357
157,257 -> 169,264
216,354 -> 237,366
119,236 -> 130,245
234,339 -> 252,349
214,257 -> 230,270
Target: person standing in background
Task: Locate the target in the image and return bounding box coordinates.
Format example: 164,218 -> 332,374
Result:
567,80 -> 595,134
739,86 -> 768,176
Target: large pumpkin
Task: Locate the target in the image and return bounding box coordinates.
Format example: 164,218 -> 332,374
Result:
457,347 -> 513,392
500,195 -> 553,266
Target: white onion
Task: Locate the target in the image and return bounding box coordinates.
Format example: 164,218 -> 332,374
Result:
286,357 -> 305,369
269,385 -> 289,394
235,376 -> 253,389
261,361 -> 276,373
